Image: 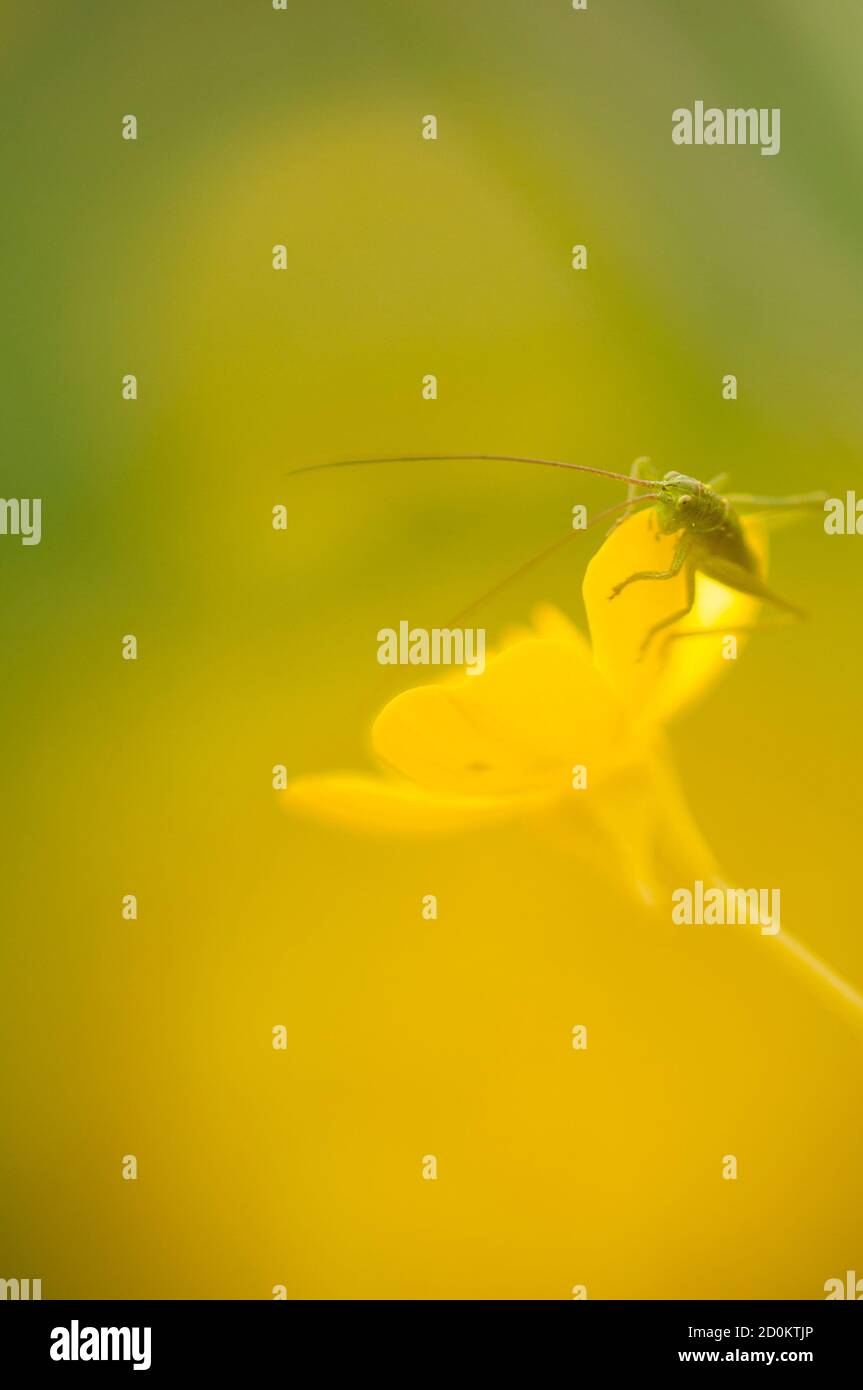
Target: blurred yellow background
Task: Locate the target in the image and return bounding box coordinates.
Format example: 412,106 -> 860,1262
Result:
1,0 -> 861,1298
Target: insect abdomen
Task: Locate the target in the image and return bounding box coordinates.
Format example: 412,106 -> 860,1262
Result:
703,516 -> 758,572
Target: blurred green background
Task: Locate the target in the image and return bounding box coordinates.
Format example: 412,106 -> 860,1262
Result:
1,0 -> 861,1298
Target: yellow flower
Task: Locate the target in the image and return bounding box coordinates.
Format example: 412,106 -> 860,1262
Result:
284,510 -> 766,904
284,508 -> 863,1027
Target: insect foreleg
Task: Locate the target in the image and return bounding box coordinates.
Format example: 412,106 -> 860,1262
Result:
604,456 -> 657,540
608,533 -> 691,601
637,561 -> 697,659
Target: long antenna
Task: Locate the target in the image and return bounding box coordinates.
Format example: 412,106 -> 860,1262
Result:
448,493 -> 660,624
286,453 -> 660,489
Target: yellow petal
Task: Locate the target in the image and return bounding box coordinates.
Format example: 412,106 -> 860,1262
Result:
372,633 -> 636,797
283,773 -> 534,834
498,603 -> 584,651
582,510 -> 768,726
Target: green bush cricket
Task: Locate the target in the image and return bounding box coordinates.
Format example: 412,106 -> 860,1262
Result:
288,453 -> 827,655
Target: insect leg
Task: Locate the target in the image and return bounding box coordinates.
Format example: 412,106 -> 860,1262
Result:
722,491 -> 827,509
707,471 -> 730,491
608,533 -> 691,601
627,455 -> 657,498
659,614 -> 799,652
604,456 -> 657,539
637,560 -> 697,659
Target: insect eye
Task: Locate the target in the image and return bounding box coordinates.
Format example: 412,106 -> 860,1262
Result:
678,494 -> 693,508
